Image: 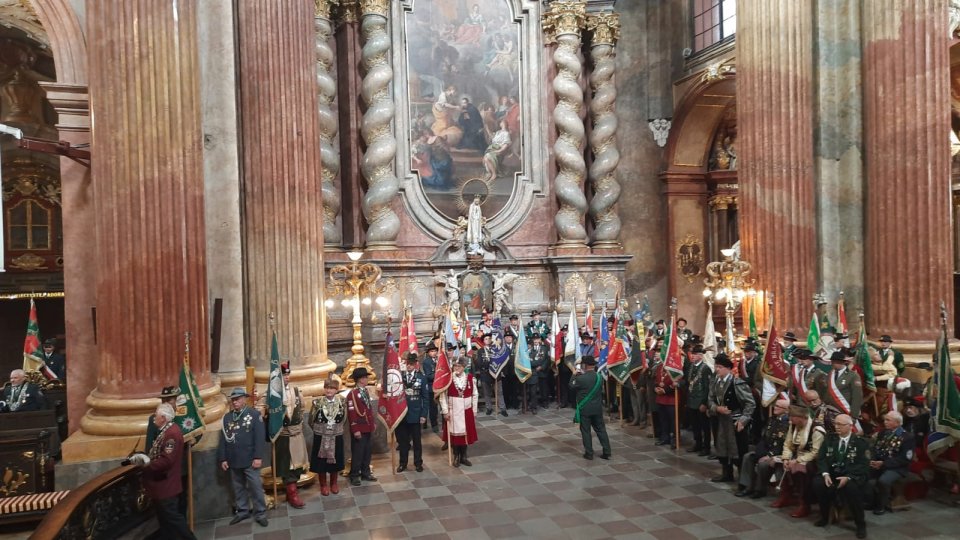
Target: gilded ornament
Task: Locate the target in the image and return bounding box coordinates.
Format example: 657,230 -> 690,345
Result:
677,235 -> 704,284
334,0 -> 359,24
701,61 -> 734,83
542,1 -> 586,44
563,272 -> 588,304
10,253 -> 47,271
709,195 -> 737,210
585,11 -> 620,46
359,0 -> 389,18
314,0 -> 334,20
591,272 -> 622,298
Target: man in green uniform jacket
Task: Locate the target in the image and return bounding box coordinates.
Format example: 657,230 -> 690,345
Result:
813,413 -> 869,539
570,356 -> 610,460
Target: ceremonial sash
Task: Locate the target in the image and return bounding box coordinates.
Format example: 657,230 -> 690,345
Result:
573,374 -> 603,424
792,365 -> 810,403
828,371 -> 851,415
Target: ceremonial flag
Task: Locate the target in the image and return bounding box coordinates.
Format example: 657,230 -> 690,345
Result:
837,296 -> 848,335
398,310 -> 410,368
607,308 -> 631,384
702,308 -> 717,370
488,318 -> 511,377
378,331 -> 407,432
407,312 -> 419,356
266,332 -> 285,443
514,315 -> 533,383
663,314 -> 684,381
433,338 -> 453,394
726,317 -> 737,355
584,300 -> 594,337
927,315 -> 960,453
445,309 -> 458,354
462,311 -> 473,349
634,295 -> 653,333
854,322 -> 876,392
549,310 -> 561,366
176,345 -> 206,442
563,304 -> 581,370
597,308 -> 609,377
807,312 -> 821,352
760,321 -> 789,386
748,298 -> 758,338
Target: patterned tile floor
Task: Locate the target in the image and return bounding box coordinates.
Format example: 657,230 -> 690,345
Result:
93,408 -> 960,539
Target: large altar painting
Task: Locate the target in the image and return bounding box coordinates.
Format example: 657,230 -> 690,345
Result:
406,0 -> 523,222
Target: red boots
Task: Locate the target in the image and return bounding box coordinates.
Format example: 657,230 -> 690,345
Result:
318,472 -> 330,496
286,482 -> 305,508
770,489 -> 793,508
329,472 -> 339,494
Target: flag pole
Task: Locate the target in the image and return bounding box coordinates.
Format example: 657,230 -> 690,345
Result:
187,448 -> 195,530
618,384 -> 624,425
670,298 -> 681,452
267,313 -> 279,507
446,408 -> 453,467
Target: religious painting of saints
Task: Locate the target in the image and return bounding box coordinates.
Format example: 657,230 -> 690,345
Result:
405,0 -> 524,222
459,270 -> 493,317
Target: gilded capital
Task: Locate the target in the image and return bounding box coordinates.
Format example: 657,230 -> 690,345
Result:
586,11 -> 620,46
315,0 -> 333,20
334,0 -> 359,24
359,0 -> 389,18
542,1 -> 586,44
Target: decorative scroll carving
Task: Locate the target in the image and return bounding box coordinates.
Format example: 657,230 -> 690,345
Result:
316,5 -> 342,247
562,272 -> 588,304
702,60 -> 734,82
590,271 -> 621,302
334,0 -> 360,25
677,235 -> 704,284
544,1 -> 588,246
708,194 -> 737,210
586,11 -> 621,248
10,253 -> 47,270
360,2 -> 400,247
709,106 -> 737,170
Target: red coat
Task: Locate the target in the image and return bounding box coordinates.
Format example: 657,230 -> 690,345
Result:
655,364 -> 676,406
347,387 -> 376,434
441,374 -> 478,446
143,422 -> 185,500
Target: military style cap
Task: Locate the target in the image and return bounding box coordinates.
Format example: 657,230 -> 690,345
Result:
690,344 -> 705,354
227,387 -> 249,399
43,338 -> 56,347
715,353 -> 733,369
581,355 -> 597,366
782,331 -> 798,342
829,351 -> 847,362
426,343 -> 438,352
159,386 -> 182,399
655,319 -> 665,325
879,335 -> 894,343
743,343 -> 759,353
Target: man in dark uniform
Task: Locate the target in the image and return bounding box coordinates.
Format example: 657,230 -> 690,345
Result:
129,403 -> 196,539
501,332 -> 520,410
38,339 -> 66,380
0,369 -> 44,412
737,399 -> 790,498
814,413 -> 869,538
787,349 -> 827,405
525,310 -> 549,342
643,339 -> 664,441
823,351 -> 863,426
877,335 -> 906,376
781,331 -> 800,365
682,344 -> 713,455
476,332 -> 505,416
396,354 -> 429,472
867,410 -> 915,515
708,353 -> 756,482
145,385 -> 188,513
570,356 -> 610,460
741,342 -> 764,443
530,333 -> 551,409
272,362 -> 307,509
676,317 -> 693,343
421,343 -> 440,432
217,387 -> 268,527
346,367 -> 377,486
653,320 -> 666,338
506,314 -> 522,339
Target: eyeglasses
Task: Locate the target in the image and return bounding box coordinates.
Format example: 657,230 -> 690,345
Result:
835,422 -> 853,426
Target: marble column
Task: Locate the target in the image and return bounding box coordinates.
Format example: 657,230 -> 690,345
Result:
736,0 -> 817,334
236,0 -> 334,395
317,0 -> 342,250
40,82 -> 93,435
544,1 -> 589,251
359,0 -> 400,249
75,0 -> 224,450
815,0 -> 865,312
586,11 -> 623,251
198,0 -> 245,388
863,0 -> 953,345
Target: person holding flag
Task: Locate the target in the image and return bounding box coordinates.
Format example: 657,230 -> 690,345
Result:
270,362 -> 308,509
681,344 -> 713,456
441,358 -> 478,467
513,315 -> 536,413
570,356 -> 611,460
396,354 -> 429,473
530,334 -> 550,410
217,387 -> 268,527
37,339 -> 65,381
421,343 -> 441,433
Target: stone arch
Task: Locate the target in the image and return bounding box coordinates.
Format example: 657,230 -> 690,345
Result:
28,0 -> 87,85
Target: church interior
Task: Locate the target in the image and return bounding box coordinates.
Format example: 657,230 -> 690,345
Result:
2,0 -> 960,538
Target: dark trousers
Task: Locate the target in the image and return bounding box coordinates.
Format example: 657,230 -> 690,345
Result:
558,364 -> 572,405
538,371 -> 554,406
503,366 -> 520,409
426,386 -> 439,429
687,408 -> 711,449
657,403 -> 675,443
814,476 -> 865,529
523,380 -> 539,412
396,421 -> 423,466
579,412 -> 611,457
710,416 -> 719,452
349,432 -> 373,478
868,468 -> 907,509
147,496 -> 197,540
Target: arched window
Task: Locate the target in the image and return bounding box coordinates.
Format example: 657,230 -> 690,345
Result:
692,0 -> 736,53
7,199 -> 51,250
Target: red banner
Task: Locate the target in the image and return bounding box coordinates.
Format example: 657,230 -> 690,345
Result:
761,324 -> 789,385
433,346 -> 452,395
377,332 -> 408,432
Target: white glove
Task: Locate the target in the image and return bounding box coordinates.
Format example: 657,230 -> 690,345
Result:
129,453 -> 151,467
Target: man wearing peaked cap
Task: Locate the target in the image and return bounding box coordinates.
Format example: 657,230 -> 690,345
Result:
570,356 -> 611,460
822,350 -> 863,427
877,335 -> 905,376
682,344 -> 713,456
218,387 -> 268,526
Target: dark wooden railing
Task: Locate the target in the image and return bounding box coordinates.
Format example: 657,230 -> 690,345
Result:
30,465 -> 151,540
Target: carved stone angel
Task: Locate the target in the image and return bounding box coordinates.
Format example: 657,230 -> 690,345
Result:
437,269 -> 461,314
492,272 -> 519,313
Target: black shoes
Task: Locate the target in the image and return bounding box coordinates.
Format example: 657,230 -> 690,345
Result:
486,409 -> 493,415
500,410 -> 508,417
599,453 -> 611,460
814,518 -> 828,528
460,457 -> 472,466
255,517 -> 268,527
687,445 -> 702,453
350,477 -> 361,486
698,448 -> 711,457
416,464 -> 423,472
734,487 -> 751,497
583,453 -> 594,460
396,464 -> 407,473
361,475 -> 378,482
229,514 -> 250,525
711,475 -> 734,483
441,442 -> 448,451
749,490 -> 765,499
856,526 -> 867,538
873,507 -> 891,516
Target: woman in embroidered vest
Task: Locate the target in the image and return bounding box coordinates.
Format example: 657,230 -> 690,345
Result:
772,404 -> 826,518
441,359 -> 478,467
310,375 -> 346,496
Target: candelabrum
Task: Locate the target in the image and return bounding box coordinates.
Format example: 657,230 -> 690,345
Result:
325,250 -> 390,387
702,248 -> 755,351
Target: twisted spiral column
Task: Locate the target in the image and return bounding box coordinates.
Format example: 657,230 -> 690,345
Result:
586,12 -> 622,250
545,1 -> 588,248
317,1 -> 342,249
359,0 -> 400,248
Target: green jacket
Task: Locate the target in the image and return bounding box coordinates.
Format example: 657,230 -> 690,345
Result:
684,361 -> 712,409
570,370 -> 603,417
817,432 -> 869,484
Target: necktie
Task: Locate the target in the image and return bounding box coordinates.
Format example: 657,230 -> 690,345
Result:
839,439 -> 846,455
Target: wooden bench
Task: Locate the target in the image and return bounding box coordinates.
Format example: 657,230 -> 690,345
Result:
0,491 -> 70,525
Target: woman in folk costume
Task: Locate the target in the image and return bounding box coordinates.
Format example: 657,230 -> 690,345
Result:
441,359 -> 479,467
273,362 -> 310,508
309,375 -> 346,496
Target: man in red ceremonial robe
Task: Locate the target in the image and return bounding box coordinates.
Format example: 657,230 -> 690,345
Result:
441,359 -> 479,467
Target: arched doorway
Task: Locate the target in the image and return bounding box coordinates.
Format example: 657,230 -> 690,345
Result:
660,64 -> 738,330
